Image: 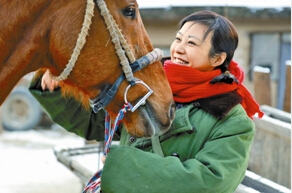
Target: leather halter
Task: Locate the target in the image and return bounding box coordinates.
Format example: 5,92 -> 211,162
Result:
50,0 -> 163,113
90,0 -> 164,113
90,0 -> 163,113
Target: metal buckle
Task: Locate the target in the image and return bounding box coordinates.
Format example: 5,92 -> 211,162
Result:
124,80 -> 153,112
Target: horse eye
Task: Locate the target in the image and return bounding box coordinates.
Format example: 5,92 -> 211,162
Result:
122,7 -> 136,19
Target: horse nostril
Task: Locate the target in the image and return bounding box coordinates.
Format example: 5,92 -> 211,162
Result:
169,102 -> 176,120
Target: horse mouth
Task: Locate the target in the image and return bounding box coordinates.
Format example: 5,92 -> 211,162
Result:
139,101 -> 174,138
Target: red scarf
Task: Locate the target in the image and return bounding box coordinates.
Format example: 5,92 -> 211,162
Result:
163,60 -> 264,119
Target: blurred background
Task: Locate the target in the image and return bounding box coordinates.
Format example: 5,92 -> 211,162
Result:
0,1 -> 290,193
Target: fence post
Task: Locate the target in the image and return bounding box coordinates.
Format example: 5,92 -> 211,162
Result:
284,61 -> 291,113
253,66 -> 272,106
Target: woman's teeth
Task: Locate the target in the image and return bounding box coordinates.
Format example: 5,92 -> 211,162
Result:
175,58 -> 188,64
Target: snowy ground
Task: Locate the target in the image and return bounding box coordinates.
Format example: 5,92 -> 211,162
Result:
0,123 -> 87,193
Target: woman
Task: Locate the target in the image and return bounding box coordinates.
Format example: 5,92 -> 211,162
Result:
30,10 -> 263,193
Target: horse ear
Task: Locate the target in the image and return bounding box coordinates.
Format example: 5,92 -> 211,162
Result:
161,56 -> 171,66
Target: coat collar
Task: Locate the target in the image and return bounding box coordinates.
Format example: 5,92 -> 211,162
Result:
176,91 -> 242,119
163,104 -> 195,138
163,91 -> 243,137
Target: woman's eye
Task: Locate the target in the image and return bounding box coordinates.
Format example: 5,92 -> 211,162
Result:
175,37 -> 181,41
122,7 -> 136,19
188,41 -> 196,45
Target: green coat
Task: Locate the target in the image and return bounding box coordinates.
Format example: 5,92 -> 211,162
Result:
29,78 -> 255,193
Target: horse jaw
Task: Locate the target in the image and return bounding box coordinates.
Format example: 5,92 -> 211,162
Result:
60,81 -> 92,109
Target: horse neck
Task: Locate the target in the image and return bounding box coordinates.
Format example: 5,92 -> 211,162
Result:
0,2 -> 41,103
0,0 -> 83,105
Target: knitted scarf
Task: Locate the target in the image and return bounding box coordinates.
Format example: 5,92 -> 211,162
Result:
163,60 -> 264,119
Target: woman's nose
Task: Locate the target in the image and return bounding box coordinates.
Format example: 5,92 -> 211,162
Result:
174,42 -> 185,54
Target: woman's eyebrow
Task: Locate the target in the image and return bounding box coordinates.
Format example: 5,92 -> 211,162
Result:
177,31 -> 202,42
188,35 -> 202,42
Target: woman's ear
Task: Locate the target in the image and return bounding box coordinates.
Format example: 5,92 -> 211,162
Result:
211,52 -> 227,67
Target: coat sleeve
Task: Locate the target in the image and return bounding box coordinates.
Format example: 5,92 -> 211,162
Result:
28,76 -> 106,141
100,111 -> 255,193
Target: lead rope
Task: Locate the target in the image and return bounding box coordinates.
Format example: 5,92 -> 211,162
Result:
82,103 -> 133,193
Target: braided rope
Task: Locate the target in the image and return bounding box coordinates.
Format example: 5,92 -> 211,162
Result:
96,0 -> 135,82
50,0 -> 95,81
110,14 -> 136,63
104,102 -> 132,154
82,170 -> 102,193
83,103 -> 133,193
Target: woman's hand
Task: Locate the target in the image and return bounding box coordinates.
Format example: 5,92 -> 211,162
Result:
101,155 -> 106,164
41,70 -> 60,92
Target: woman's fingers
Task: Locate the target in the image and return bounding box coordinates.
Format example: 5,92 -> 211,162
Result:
101,155 -> 106,164
41,70 -> 60,91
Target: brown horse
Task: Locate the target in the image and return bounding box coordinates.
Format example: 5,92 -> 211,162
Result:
0,0 -> 175,137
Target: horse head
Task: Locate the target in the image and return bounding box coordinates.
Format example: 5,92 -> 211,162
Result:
0,0 -> 175,138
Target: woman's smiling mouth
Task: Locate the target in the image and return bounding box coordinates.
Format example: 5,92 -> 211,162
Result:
173,58 -> 189,65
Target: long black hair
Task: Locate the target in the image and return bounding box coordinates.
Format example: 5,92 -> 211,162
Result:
179,10 -> 239,84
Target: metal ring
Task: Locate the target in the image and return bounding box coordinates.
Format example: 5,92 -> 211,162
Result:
124,80 -> 153,112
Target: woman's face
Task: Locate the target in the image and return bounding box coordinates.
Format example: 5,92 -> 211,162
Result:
170,22 -> 216,71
